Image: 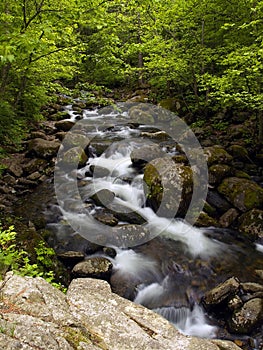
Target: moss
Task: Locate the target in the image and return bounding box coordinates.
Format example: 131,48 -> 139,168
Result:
64,326 -> 108,350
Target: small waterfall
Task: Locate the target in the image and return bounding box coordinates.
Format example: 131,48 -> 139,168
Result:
154,305 -> 217,338
51,103 -> 263,346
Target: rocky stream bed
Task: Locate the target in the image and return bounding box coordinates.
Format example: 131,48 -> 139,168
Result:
0,96 -> 263,350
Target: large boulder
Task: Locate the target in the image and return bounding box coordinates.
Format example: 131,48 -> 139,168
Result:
144,158 -> 193,218
218,177 -> 263,212
204,146 -> 233,166
130,144 -> 165,167
28,138 -> 61,159
0,273 -> 241,350
63,146 -> 88,168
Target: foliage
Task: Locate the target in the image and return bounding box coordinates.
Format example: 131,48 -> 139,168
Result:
0,223 -> 66,291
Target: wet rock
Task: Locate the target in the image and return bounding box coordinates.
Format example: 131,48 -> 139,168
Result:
204,146 -> 233,166
141,131 -> 169,141
57,251 -> 85,267
107,202 -> 146,225
130,144 -> 166,167
144,158 -> 193,218
195,212 -> 219,227
207,190 -> 232,214
62,132 -> 90,150
203,277 -> 240,308
90,165 -> 110,177
218,177 -> 263,212
209,164 -> 231,185
93,211 -> 118,226
110,224 -> 151,247
55,119 -> 75,132
228,298 -> 263,334
28,138 -> 61,159
238,209 -> 263,240
219,208 -> 239,228
72,257 -> 113,280
62,146 -> 88,168
91,189 -> 115,207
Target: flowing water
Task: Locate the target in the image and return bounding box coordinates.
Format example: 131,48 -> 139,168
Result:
29,103 -> 263,346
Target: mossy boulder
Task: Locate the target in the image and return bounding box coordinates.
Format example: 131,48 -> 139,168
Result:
55,119 -> 75,132
204,146 -> 233,166
143,158 -> 193,218
63,146 -> 88,168
28,138 -> 61,159
238,209 -> 263,240
218,177 -> 263,212
209,164 -> 231,185
129,106 -> 155,124
228,145 -> 250,162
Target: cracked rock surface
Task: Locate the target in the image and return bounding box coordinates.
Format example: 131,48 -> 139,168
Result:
0,273 -> 241,350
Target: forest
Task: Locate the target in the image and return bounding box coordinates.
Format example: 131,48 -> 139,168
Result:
0,0 -> 263,147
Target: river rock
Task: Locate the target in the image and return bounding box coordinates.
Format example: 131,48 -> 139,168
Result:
91,189 -> 115,207
28,138 -> 61,159
111,224 -> 151,247
206,190 -> 232,214
93,211 -> 118,226
219,208 -> 239,228
203,277 -> 240,308
22,158 -> 48,174
144,158 -> 193,218
209,164 -> 232,185
57,251 -> 85,267
130,144 -> 166,167
72,257 -> 113,280
204,146 -> 233,166
55,119 -> 75,131
129,106 -> 155,124
107,202 -> 146,225
238,209 -> 263,240
1,154 -> 24,177
218,177 -> 263,212
62,132 -> 90,150
228,145 -> 251,162
63,146 -> 88,168
0,273 -> 244,350
228,298 -> 263,334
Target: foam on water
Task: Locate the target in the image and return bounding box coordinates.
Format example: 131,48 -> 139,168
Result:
154,305 -> 217,338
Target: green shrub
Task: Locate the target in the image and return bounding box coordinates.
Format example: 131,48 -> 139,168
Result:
0,223 -> 66,292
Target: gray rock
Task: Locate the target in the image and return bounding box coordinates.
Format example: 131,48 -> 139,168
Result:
72,257 -> 112,279
204,146 -> 233,166
203,277 -> 240,308
130,144 -> 166,167
144,158 -> 193,218
28,138 -> 61,159
228,298 -> 263,334
219,208 -> 239,228
0,273 -> 241,350
55,120 -> 75,132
